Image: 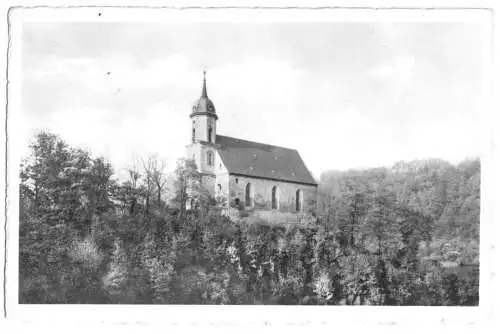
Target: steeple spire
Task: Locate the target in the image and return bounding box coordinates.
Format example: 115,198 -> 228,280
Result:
191,69 -> 217,119
201,70 -> 208,98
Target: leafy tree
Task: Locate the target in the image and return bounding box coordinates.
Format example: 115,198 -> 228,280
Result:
19,131 -> 479,306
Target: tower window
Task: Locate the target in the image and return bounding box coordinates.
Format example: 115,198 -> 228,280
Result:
192,128 -> 195,143
208,127 -> 213,143
207,151 -> 213,166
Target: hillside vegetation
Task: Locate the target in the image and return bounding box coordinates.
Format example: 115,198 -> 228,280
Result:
19,131 -> 479,305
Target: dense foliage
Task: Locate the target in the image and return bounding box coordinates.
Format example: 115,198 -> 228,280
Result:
19,131 -> 479,305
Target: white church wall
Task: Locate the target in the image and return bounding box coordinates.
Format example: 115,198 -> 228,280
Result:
228,174 -> 317,214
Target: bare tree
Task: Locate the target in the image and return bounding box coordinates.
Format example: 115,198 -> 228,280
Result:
141,154 -> 169,215
126,158 -> 142,215
141,156 -> 154,217
152,159 -> 168,212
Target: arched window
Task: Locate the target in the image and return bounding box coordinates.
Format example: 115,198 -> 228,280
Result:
207,151 -> 213,166
271,186 -> 279,210
208,127 -> 213,143
296,189 -> 303,212
192,128 -> 195,143
245,183 -> 253,207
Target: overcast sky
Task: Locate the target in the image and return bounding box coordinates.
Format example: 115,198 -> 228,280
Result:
21,21 -> 489,180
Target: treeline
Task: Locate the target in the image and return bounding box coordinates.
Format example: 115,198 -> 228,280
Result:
19,131 -> 479,305
316,158 -> 480,305
318,158 -> 480,265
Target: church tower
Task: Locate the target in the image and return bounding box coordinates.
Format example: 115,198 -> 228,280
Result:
186,71 -> 218,206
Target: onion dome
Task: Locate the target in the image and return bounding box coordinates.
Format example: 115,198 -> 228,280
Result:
191,71 -> 217,119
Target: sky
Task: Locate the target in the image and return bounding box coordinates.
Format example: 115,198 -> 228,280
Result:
20,21 -> 490,180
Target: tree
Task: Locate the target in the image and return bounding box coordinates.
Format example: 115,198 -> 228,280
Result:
172,158 -> 213,217
20,130 -> 480,305
20,131 -> 116,302
102,239 -> 128,302
141,155 -> 168,213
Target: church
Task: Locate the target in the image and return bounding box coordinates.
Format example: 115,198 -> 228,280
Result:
186,72 -> 318,217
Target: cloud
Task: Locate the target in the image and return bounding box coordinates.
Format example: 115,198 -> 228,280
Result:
24,51 -> 480,180
23,54 -> 199,118
366,55 -> 415,85
23,55 -> 311,180
209,56 -> 305,143
211,56 -> 305,102
298,109 -> 400,173
21,22 -> 485,180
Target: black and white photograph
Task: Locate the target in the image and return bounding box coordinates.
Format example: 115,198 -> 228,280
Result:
1,2 -> 498,330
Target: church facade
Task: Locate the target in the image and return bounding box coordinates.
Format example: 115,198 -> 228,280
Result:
186,73 -> 318,216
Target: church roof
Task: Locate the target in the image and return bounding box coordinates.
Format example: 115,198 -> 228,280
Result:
191,71 -> 217,119
216,135 -> 317,186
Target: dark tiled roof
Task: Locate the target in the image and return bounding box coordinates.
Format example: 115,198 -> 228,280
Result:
216,135 -> 317,186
